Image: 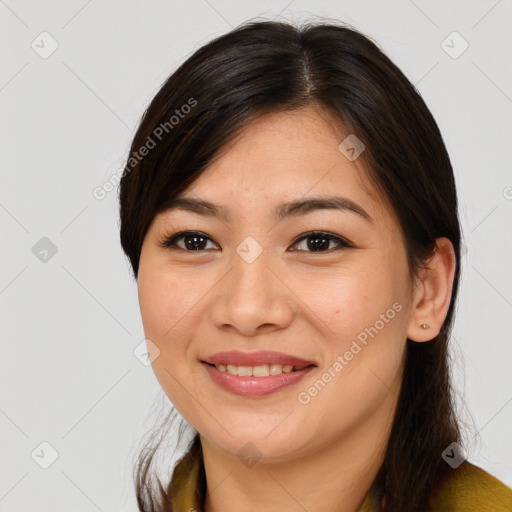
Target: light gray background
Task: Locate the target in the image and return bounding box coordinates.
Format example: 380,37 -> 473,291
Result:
1,0 -> 511,510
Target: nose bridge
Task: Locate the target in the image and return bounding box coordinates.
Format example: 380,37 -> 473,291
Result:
229,242 -> 275,308
211,240 -> 293,333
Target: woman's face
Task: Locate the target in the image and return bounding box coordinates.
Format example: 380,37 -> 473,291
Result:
137,106 -> 417,463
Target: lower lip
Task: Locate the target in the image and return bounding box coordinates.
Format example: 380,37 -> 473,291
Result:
202,362 -> 315,398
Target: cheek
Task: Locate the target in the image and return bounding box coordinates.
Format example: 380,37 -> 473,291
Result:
137,272 -> 168,339
319,268 -> 406,402
297,279 -> 406,439
137,266 -> 197,409
138,263 -> 194,339
293,260 -> 399,341
137,262 -> 208,383
292,260 -> 408,397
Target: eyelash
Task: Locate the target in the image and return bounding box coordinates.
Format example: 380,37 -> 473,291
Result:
157,230 -> 355,253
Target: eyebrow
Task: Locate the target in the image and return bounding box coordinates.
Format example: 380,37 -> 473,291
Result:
160,195 -> 373,224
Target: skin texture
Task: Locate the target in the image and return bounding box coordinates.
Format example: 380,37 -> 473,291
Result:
137,105 -> 457,512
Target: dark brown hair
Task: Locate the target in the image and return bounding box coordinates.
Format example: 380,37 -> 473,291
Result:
119,19 -> 463,512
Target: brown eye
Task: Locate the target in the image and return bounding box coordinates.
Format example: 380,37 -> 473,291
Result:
290,231 -> 354,253
158,231 -> 219,251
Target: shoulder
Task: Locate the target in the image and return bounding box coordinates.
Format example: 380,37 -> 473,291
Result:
428,461 -> 512,511
168,437 -> 206,511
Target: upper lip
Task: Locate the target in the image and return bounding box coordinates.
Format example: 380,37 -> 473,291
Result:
202,350 -> 317,367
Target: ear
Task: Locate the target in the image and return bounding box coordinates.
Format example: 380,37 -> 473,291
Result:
407,237 -> 457,342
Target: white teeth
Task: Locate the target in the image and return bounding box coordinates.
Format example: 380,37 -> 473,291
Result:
214,363 -> 300,376
253,364 -> 269,377
237,366 -> 252,377
270,364 -> 282,375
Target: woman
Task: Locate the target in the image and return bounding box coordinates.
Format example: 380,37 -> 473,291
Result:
119,19 -> 512,512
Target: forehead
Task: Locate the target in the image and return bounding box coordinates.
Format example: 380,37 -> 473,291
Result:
161,106 -> 392,228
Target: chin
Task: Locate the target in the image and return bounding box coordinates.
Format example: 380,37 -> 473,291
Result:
206,430 -> 309,464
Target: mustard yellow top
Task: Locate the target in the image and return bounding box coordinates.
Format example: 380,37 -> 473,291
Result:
168,443 -> 512,511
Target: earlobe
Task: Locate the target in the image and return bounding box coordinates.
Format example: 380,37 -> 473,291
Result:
407,237 -> 457,342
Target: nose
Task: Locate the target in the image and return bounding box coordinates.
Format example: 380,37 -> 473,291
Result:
210,248 -> 294,337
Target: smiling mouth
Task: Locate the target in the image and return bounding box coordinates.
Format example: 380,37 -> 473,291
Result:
202,360 -> 316,398
203,362 -> 315,377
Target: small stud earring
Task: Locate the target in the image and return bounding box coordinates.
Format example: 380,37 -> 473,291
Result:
420,323 -> 430,329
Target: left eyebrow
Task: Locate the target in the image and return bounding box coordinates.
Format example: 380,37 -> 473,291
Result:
274,196 -> 373,224
159,195 -> 373,225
